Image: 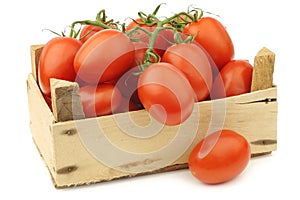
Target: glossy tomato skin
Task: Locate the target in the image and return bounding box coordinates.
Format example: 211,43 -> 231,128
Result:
138,62 -> 194,126
74,29 -> 135,85
79,25 -> 103,43
211,60 -> 253,99
78,84 -> 122,118
38,37 -> 82,97
183,17 -> 234,70
188,130 -> 251,184
162,43 -> 213,102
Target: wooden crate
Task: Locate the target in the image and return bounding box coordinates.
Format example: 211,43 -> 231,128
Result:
27,44 -> 277,188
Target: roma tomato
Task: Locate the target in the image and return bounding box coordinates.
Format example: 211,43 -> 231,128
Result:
138,62 -> 194,126
74,29 -> 135,85
38,37 -> 82,97
79,25 -> 103,43
211,60 -> 253,99
78,84 -> 122,118
162,43 -> 213,102
188,130 -> 251,184
183,17 -> 234,70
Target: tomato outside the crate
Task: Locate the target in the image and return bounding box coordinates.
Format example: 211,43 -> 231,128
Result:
188,130 -> 251,184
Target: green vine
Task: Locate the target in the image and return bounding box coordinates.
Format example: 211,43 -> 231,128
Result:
125,4 -> 205,74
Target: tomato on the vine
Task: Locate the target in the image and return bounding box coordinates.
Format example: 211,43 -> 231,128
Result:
162,43 -> 213,102
188,129 -> 251,184
125,18 -> 156,31
38,37 -> 82,97
138,62 -> 194,126
211,60 -> 253,99
79,25 -> 103,43
126,21 -> 174,58
78,84 -> 122,117
183,17 -> 234,70
74,29 -> 135,85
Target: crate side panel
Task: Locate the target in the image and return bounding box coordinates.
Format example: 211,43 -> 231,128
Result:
223,88 -> 277,154
27,74 -> 56,178
50,87 -> 277,187
30,45 -> 43,81
52,120 -> 130,187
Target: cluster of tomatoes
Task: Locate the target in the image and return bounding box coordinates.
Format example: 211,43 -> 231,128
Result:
37,5 -> 252,184
38,6 -> 253,125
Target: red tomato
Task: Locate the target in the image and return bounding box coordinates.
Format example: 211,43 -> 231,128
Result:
188,130 -> 251,184
162,43 -> 213,102
79,25 -> 103,43
138,62 -> 194,125
211,60 -> 253,99
78,84 -> 122,118
74,29 -> 135,85
38,37 -> 82,97
183,17 -> 234,70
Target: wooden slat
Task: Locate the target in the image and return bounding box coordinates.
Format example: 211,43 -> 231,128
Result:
30,45 -> 44,81
251,47 -> 275,91
50,78 -> 85,122
27,74 -> 56,178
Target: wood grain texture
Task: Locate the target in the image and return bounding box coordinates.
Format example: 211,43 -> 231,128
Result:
30,45 -> 44,81
27,74 -> 56,178
251,47 -> 275,91
50,78 -> 85,122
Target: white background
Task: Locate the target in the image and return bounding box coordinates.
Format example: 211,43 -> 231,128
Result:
1,0 -> 299,199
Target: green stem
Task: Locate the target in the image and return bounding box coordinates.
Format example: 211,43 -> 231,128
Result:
96,9 -> 106,22
72,20 -> 111,30
152,3 -> 166,15
125,26 -> 152,39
